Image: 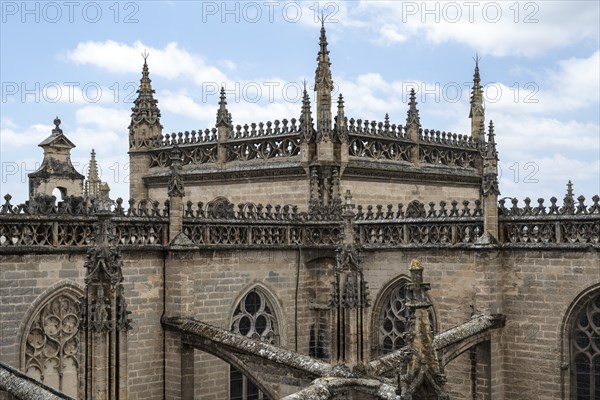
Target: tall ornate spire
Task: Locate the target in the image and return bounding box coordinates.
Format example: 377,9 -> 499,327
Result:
85,149 -> 100,198
470,55 -> 485,139
314,20 -> 334,141
216,86 -> 232,128
406,88 -> 421,127
129,53 -> 163,149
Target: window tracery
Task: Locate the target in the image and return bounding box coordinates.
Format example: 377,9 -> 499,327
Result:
572,292 -> 600,399
22,292 -> 80,397
375,280 -> 435,356
230,289 -> 279,400
378,283 -> 411,354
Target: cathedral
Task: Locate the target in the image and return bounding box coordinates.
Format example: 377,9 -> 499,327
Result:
0,24 -> 598,400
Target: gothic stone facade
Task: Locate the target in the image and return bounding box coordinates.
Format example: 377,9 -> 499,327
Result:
1,26 -> 599,400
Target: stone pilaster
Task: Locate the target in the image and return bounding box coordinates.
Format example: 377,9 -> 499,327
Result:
481,121 -> 499,240
79,209 -> 131,400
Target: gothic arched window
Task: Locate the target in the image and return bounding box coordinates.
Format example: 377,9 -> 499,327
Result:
374,279 -> 435,357
378,283 -> 411,354
571,291 -> 600,399
21,287 -> 81,398
230,289 -> 279,400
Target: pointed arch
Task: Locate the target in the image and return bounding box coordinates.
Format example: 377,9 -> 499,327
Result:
19,281 -> 83,398
228,283 -> 284,400
561,283 -> 600,399
371,274 -> 437,360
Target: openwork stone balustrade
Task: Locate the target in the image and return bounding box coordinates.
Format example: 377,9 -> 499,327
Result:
1,194 -> 598,251
146,116 -> 482,169
499,195 -> 600,246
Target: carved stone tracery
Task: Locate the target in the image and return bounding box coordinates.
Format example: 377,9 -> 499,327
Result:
23,290 -> 81,398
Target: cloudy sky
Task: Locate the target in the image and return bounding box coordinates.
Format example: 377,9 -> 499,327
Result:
1,1 -> 598,203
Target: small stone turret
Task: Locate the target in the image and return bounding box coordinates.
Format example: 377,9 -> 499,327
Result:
28,117 -> 84,200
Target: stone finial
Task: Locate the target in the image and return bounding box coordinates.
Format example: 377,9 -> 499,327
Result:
409,258 -> 423,271
52,116 -> 62,135
407,259 -> 430,309
406,89 -> 421,127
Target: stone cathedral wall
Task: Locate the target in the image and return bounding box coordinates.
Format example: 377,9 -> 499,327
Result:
1,240 -> 598,399
0,251 -> 164,400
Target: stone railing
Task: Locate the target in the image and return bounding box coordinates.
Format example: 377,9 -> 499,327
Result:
148,119 -> 304,167
147,115 -> 482,170
0,195 -> 168,249
345,117 -> 479,168
228,119 -> 302,140
346,118 -> 408,139
225,133 -> 301,162
2,194 -> 597,251
182,198 -> 340,247
498,196 -> 600,246
347,117 -> 412,162
354,200 -> 484,247
419,129 -> 479,168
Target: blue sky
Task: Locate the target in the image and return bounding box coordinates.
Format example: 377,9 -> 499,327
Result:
1,1 -> 599,203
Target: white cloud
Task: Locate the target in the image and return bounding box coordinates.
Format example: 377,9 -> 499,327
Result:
66,40 -> 228,85
0,122 -> 52,149
355,1 -> 599,56
75,106 -> 130,132
499,155 -> 600,200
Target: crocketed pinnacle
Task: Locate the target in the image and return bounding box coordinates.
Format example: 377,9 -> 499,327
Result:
130,55 -> 162,128
315,21 -> 333,138
336,94 -> 345,126
469,56 -> 484,128
300,81 -> 314,143
216,86 -> 232,128
85,149 -> 100,198
485,120 -> 498,160
406,88 -> 421,127
469,55 -> 484,119
314,20 -> 333,94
